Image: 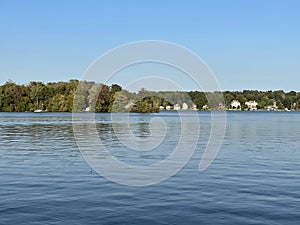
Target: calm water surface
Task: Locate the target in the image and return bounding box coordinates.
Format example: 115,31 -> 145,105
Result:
0,111 -> 300,224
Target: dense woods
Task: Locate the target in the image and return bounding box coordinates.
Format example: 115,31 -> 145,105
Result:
0,80 -> 299,112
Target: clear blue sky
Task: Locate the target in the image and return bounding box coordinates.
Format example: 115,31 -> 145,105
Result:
0,0 -> 299,91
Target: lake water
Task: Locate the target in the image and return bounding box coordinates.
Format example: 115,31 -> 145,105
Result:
1,111 -> 300,224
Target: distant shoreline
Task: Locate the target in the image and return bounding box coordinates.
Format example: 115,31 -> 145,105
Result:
1,80 -> 299,113
0,110 -> 300,115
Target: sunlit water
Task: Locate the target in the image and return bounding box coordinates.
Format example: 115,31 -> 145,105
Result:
1,111 -> 300,224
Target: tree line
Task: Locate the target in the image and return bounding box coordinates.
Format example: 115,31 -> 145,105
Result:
0,80 -> 299,112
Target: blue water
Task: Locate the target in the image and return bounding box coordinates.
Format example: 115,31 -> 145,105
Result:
1,111 -> 300,224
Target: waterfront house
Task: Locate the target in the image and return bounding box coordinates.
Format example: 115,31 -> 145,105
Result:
230,100 -> 241,110
202,105 -> 209,110
217,103 -> 226,110
192,103 -> 197,110
245,101 -> 258,111
173,104 -> 181,110
266,102 -> 278,111
83,107 -> 90,112
182,103 -> 188,110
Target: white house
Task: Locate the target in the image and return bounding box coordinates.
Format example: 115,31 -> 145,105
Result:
192,103 -> 197,110
159,106 -> 165,110
83,107 -> 90,112
217,102 -> 226,110
230,100 -> 241,110
202,105 -> 209,110
166,105 -> 172,110
245,101 -> 258,111
173,104 -> 181,110
266,102 -> 278,111
182,103 -> 188,110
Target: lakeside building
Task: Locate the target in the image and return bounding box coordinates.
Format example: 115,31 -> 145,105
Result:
192,103 -> 197,110
202,105 -> 209,110
230,100 -> 241,110
182,103 -> 188,110
164,103 -> 193,110
245,101 -> 258,111
173,104 -> 181,110
217,103 -> 226,110
266,102 -> 278,111
291,102 -> 297,110
83,107 -> 90,112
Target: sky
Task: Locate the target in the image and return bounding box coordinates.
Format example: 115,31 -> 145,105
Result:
0,0 -> 299,91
